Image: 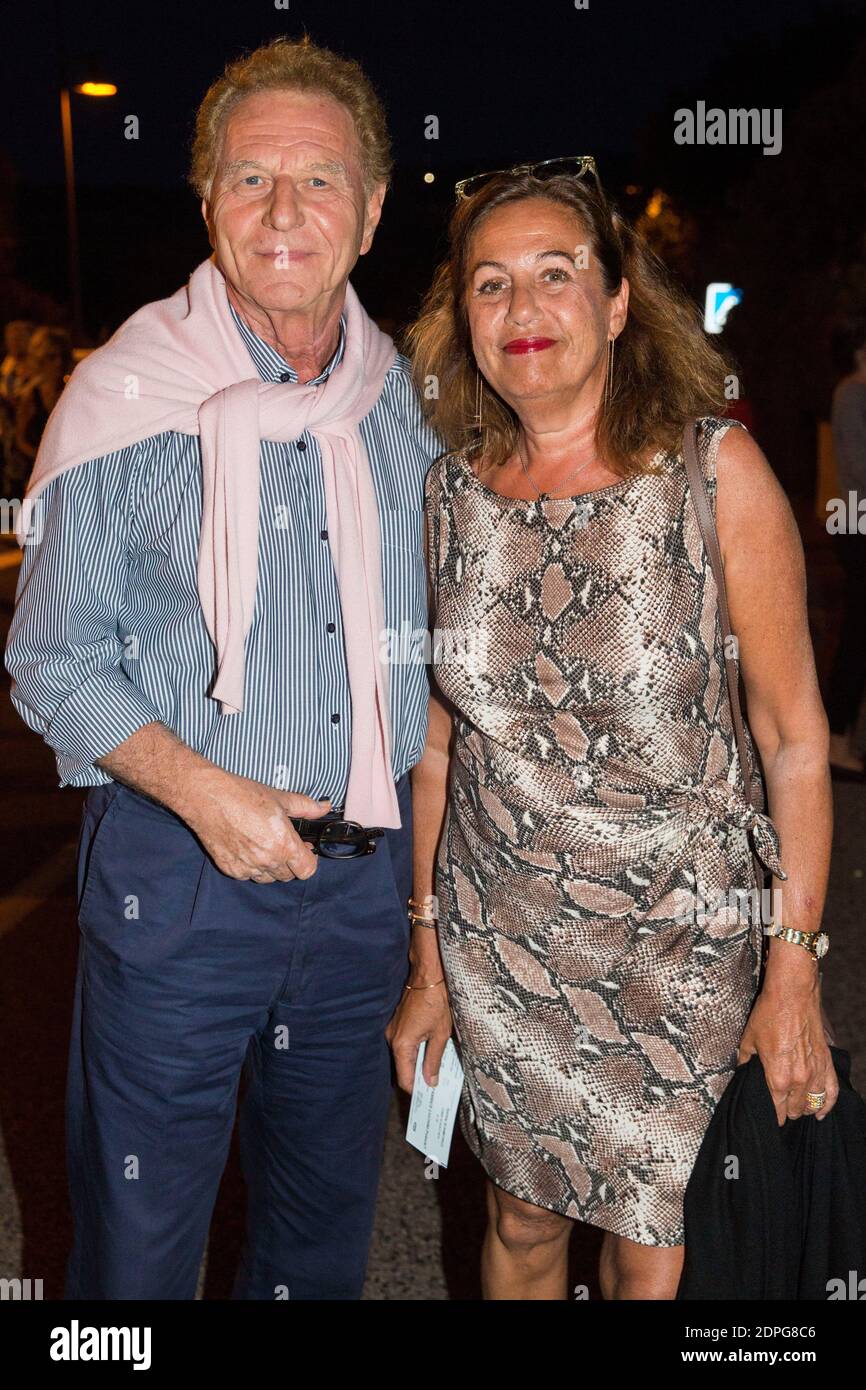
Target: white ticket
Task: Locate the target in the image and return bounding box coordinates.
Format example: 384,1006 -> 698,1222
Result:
405,1038 -> 465,1168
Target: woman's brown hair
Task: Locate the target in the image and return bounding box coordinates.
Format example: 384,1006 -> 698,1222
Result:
404,172 -> 735,476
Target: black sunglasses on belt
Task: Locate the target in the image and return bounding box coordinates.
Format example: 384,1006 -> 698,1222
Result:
288,807 -> 385,858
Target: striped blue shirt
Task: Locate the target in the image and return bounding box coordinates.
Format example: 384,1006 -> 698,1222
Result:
4,297 -> 443,802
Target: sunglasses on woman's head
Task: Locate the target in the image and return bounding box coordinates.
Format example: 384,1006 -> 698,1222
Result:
454,154 -> 603,203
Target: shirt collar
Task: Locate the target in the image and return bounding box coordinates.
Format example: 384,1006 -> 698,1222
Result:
229,300 -> 347,384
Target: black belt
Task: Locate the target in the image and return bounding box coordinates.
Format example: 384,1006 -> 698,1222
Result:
288,808 -> 385,858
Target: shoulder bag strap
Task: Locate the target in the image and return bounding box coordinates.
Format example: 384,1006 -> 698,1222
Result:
681,418 -> 754,809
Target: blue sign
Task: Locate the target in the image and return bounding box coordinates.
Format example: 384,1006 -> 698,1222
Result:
704,282 -> 743,334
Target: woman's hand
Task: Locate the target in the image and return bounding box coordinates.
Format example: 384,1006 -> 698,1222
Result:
386,976 -> 453,1093
390,688 -> 455,1090
737,950 -> 839,1123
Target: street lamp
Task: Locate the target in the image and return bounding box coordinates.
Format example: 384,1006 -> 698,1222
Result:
59,67 -> 117,343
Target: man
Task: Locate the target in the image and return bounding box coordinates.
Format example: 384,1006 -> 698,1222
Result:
5,37 -> 441,1300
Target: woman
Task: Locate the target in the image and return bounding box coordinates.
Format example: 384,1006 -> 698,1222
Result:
387,159 -> 835,1300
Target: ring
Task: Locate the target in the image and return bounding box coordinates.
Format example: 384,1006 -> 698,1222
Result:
805,1090 -> 827,1110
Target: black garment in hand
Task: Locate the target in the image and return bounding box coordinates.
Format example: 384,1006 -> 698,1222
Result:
677,1046 -> 866,1300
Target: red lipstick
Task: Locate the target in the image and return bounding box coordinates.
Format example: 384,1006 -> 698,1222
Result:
503,337 -> 556,355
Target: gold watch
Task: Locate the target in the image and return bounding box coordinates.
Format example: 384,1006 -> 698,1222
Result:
763,925 -> 829,961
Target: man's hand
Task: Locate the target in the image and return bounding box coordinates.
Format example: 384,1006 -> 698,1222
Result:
94,722 -> 332,882
179,768 -> 332,882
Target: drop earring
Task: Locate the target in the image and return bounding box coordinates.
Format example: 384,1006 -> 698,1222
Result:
604,337 -> 615,409
474,369 -> 484,447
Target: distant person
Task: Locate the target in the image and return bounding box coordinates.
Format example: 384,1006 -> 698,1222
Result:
0,319 -> 35,402
0,320 -> 35,500
719,302 -> 756,436
724,393 -> 755,433
826,334 -> 866,774
13,328 -> 73,474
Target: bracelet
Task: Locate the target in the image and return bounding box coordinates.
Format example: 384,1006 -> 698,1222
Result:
404,977 -> 445,991
408,893 -> 439,916
408,912 -> 439,929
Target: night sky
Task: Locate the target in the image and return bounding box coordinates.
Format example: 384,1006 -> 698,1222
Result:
0,0 -> 857,188
1,0 -> 864,493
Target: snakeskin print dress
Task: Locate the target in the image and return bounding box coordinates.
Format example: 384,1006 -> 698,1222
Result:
423,416 -> 788,1248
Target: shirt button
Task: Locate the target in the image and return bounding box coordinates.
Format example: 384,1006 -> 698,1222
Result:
296,439 -> 307,452
279,371 -> 292,383
320,528 -> 328,540
331,712 -> 340,724
326,622 -> 336,633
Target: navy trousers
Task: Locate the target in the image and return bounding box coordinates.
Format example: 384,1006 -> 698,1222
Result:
64,771 -> 413,1300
